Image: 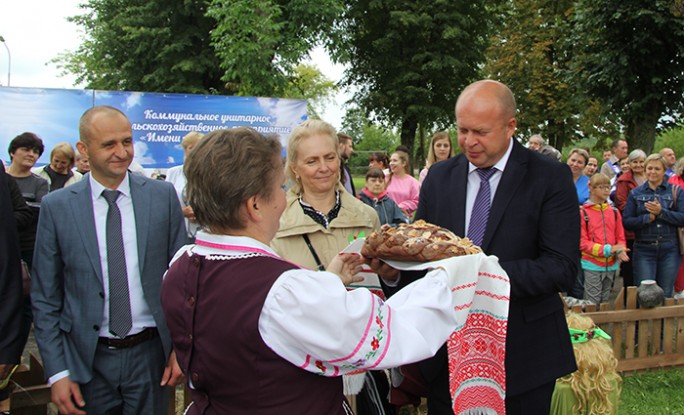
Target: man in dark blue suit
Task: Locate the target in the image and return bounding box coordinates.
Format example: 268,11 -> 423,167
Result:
376,80 -> 579,414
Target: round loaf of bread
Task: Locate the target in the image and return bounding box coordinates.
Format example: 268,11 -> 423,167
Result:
361,220 -> 482,262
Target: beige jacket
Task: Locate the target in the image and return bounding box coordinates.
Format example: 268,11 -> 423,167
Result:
271,186 -> 380,270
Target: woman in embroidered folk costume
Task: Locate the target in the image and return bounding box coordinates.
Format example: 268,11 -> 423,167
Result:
551,313 -> 621,415
268,119 -> 388,413
161,127 -> 478,414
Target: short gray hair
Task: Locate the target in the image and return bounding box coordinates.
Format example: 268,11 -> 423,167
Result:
627,149 -> 647,163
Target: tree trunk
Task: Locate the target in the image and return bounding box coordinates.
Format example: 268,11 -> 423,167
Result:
400,115 -> 418,174
417,124 -> 426,173
624,109 -> 660,154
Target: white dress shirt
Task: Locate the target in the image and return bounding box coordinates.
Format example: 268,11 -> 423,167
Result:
464,138 -> 514,236
89,173 -> 156,338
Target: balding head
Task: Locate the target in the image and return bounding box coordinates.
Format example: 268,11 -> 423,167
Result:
79,106 -> 130,145
455,80 -> 517,168
456,80 -> 516,121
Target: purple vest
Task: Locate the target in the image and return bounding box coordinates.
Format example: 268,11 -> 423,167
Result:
161,253 -> 346,415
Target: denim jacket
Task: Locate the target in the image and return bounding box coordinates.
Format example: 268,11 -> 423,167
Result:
622,181 -> 684,241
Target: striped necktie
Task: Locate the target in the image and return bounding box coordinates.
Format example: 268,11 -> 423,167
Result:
467,168 -> 496,246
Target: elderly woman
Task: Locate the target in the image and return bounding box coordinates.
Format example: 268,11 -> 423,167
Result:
271,120 -> 380,270
567,148 -> 590,204
614,149 -> 647,288
623,154 -> 684,297
166,131 -> 203,241
419,131 -> 454,183
160,127 -> 466,414
32,142 -> 82,191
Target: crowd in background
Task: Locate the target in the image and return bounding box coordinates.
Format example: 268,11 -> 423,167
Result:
529,136 -> 684,304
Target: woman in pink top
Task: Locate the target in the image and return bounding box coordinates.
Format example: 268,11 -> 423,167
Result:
386,149 -> 420,218
669,157 -> 684,297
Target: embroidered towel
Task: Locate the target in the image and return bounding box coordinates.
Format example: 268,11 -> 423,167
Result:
385,253 -> 510,415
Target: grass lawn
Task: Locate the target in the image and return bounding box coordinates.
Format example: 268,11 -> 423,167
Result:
619,368 -> 684,414
353,176 -> 366,193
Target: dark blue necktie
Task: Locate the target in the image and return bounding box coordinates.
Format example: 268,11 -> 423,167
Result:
102,190 -> 132,338
467,168 -> 496,246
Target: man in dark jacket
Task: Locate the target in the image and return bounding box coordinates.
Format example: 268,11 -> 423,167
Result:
374,80 -> 579,414
0,169 -> 24,410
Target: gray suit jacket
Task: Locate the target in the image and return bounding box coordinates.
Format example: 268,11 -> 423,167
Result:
31,173 -> 187,382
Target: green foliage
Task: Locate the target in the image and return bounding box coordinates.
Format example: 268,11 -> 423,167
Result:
276,64 -> 338,118
341,107 -> 400,174
56,0 -> 225,93
654,126 -> 684,157
207,0 -> 343,96
484,0 -> 621,151
333,0 -> 496,154
571,0 -> 684,153
56,0 -> 342,102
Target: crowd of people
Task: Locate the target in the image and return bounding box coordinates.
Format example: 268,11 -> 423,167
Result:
0,78 -> 682,415
528,137 -> 684,304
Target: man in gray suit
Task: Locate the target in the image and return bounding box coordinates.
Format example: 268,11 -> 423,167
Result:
32,106 -> 187,415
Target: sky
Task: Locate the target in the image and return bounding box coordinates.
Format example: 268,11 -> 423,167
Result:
0,0 -> 351,129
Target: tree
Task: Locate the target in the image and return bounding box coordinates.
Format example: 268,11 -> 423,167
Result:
276,64 -> 338,119
56,0 -> 225,94
57,0 -> 343,99
484,0 -> 621,151
333,0 -> 495,155
571,0 -> 684,153
207,0 -> 343,96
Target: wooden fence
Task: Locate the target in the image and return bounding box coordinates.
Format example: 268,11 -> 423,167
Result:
566,286 -> 684,373
9,286 -> 684,413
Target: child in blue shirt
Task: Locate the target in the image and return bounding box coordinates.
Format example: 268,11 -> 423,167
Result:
358,168 -> 407,226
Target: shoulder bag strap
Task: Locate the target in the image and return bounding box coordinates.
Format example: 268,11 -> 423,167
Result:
302,234 -> 326,271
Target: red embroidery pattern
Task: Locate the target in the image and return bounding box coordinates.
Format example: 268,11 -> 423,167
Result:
448,312 -> 507,413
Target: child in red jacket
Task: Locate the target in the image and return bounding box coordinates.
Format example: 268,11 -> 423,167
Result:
580,173 -> 630,304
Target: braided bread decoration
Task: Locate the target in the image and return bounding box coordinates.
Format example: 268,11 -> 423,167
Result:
361,220 -> 482,262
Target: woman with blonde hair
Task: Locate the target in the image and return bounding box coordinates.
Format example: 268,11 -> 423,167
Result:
623,153 -> 684,297
551,312 -> 621,415
272,119 -> 380,269
386,149 -> 420,218
33,142 -> 82,191
419,131 -> 453,183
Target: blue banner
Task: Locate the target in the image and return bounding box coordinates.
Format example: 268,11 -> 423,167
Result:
1,87 -> 307,168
